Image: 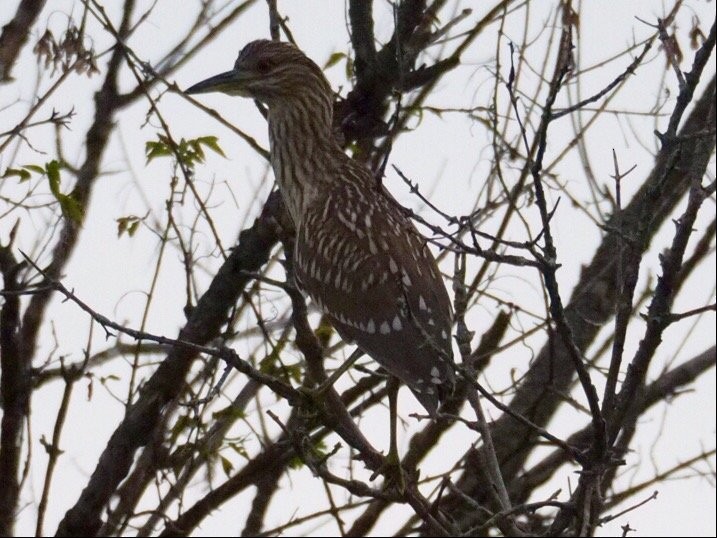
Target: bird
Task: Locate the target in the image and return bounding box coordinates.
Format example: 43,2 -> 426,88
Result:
186,39 -> 455,416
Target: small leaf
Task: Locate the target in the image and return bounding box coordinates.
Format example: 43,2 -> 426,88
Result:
212,406 -> 246,421
345,55 -> 354,79
323,51 -> 346,69
2,168 -> 32,181
24,164 -> 46,174
58,193 -> 84,223
46,160 -> 62,195
99,374 -> 120,385
197,136 -> 225,157
288,441 -> 328,469
229,442 -> 249,460
189,139 -> 205,162
145,141 -> 172,163
220,455 -> 234,476
170,415 -> 191,442
286,363 -> 302,383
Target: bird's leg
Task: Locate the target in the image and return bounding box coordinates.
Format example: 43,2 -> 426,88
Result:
387,376 -> 400,463
383,375 -> 406,493
309,348 -> 364,397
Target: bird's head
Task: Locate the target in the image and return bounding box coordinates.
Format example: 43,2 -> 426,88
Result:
186,39 -> 332,108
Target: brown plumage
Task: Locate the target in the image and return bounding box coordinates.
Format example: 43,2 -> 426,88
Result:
187,40 -> 454,413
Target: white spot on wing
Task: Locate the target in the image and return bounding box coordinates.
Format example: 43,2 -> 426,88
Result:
392,315 -> 402,331
419,295 -> 428,311
368,236 -> 378,255
337,210 -> 357,232
380,321 -> 391,334
366,319 -> 375,333
389,258 -> 398,274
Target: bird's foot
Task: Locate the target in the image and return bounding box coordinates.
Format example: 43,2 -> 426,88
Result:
297,380 -> 333,406
370,451 -> 407,495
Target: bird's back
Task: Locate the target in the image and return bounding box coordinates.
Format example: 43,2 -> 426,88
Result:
293,158 -> 455,412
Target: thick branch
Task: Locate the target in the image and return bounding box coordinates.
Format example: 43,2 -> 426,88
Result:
0,247 -> 26,536
0,0 -> 47,82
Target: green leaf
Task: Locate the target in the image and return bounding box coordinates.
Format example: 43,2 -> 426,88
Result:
408,107 -> 424,128
323,51 -> 346,69
345,55 -> 354,79
220,455 -> 234,476
171,444 -> 195,474
127,220 -> 139,237
24,164 -> 46,174
46,160 -> 62,196
197,136 -> 225,157
58,193 -> 83,223
287,441 -> 328,470
145,134 -> 226,170
99,374 -> 120,384
229,442 -> 249,460
41,160 -> 83,223
212,406 -> 246,421
117,219 -> 127,236
189,139 -> 206,162
170,415 -> 194,443
116,216 -> 142,238
145,141 -> 172,163
2,168 -> 32,181
314,320 -> 335,345
287,455 -> 304,470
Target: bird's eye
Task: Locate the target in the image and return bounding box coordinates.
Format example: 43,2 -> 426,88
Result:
256,60 -> 271,73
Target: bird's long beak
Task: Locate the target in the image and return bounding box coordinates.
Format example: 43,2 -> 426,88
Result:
185,69 -> 247,95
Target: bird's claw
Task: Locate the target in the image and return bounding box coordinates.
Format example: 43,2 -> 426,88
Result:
297,381 -> 332,404
370,452 -> 407,495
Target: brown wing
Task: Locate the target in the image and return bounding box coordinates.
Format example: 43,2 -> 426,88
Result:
294,172 -> 454,413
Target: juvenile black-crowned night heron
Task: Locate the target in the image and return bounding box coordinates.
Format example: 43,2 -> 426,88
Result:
187,40 -> 454,415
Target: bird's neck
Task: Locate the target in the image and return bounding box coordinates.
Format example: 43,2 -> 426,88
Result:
267,94 -> 343,226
